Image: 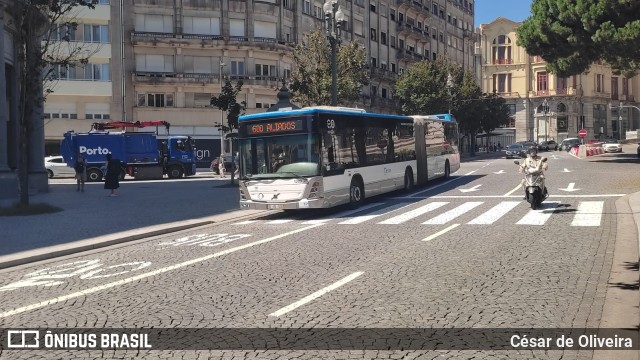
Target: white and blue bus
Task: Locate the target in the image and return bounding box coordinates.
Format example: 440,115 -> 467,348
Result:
237,106 -> 460,210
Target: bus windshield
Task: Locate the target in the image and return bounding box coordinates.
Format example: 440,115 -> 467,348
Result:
239,134 -> 321,179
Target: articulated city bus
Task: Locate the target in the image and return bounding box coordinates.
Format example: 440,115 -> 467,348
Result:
237,106 -> 460,210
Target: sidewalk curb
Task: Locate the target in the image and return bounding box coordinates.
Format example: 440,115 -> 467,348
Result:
0,209 -> 272,270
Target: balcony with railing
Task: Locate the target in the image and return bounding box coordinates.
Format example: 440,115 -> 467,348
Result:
133,72 -> 280,87
131,31 -> 294,49
492,58 -> 513,65
396,0 -> 431,16
370,67 -> 399,82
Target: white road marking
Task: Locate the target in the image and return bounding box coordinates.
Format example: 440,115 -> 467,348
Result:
422,224 -> 460,241
267,219 -> 294,224
332,202 -> 385,218
571,201 -> 604,227
407,171 -> 476,197
422,202 -> 483,224
516,202 -> 560,225
459,184 -> 482,193
378,202 -> 448,224
468,201 -> 520,224
338,202 -> 412,224
563,168 -> 572,172
0,224 -> 323,319
269,271 -> 364,317
301,219 -> 332,224
504,184 -> 522,197
234,220 -> 258,225
428,194 -> 624,199
559,182 -> 581,192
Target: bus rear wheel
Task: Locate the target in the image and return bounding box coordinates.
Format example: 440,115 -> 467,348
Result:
349,178 -> 364,208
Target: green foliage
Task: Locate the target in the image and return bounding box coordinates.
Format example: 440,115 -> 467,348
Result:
210,79 -> 247,131
517,0 -> 640,77
289,31 -> 369,106
395,59 -> 511,135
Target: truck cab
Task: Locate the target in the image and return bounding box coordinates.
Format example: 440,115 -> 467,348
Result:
161,136 -> 197,178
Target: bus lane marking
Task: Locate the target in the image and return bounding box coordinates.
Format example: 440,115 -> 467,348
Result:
269,271 -> 364,317
0,224 -> 323,319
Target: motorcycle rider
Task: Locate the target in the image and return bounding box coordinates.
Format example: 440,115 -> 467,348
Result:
519,145 -> 549,199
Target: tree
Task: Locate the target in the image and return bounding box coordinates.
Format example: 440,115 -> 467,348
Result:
517,0 -> 640,77
394,58 -> 511,153
289,31 -> 369,106
210,79 -> 246,183
9,0 -> 95,206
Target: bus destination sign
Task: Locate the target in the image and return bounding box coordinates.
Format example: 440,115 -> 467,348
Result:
249,119 -> 303,135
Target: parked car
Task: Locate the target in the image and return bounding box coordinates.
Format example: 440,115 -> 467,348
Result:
538,140 -> 558,151
505,144 -> 527,159
602,138 -> 622,153
560,138 -> 581,151
45,156 -> 76,178
210,156 -> 234,175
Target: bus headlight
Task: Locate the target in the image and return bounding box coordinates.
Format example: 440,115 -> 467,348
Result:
239,188 -> 247,200
308,181 -> 321,199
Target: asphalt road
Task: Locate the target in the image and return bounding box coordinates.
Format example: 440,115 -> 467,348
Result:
0,150 -> 638,359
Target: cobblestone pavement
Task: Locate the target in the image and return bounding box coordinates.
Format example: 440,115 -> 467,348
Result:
0,150 -> 638,359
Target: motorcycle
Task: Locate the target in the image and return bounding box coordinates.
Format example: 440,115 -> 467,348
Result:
514,157 -> 548,210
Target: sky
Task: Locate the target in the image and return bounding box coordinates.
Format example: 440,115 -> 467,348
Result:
474,0 -> 533,26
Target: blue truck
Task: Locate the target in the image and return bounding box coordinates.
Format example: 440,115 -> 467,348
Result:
60,130 -> 197,182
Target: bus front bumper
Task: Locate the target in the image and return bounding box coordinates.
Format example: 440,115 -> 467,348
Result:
239,198 -> 324,210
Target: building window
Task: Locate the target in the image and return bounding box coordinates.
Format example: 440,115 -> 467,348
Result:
370,3 -> 376,13
255,63 -> 276,79
303,0 -> 311,15
596,74 -> 604,93
51,24 -> 76,41
611,76 -> 618,100
556,77 -> 568,95
370,28 -> 377,41
231,61 -> 245,76
622,77 -> 629,96
492,35 -> 512,64
371,58 -> 377,68
390,35 -> 396,48
536,72 -> 548,95
432,4 -> 437,14
84,63 -> 110,81
390,9 -> 395,21
492,73 -> 512,93
381,88 -> 387,98
371,85 -> 377,96
380,32 -> 387,45
83,24 -> 109,43
391,63 -> 396,73
137,93 -> 175,107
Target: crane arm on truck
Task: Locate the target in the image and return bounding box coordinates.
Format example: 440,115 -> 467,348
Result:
91,120 -> 170,133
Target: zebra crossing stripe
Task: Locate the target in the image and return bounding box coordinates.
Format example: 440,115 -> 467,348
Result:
468,201 -> 520,224
267,219 -> 294,224
338,202 -> 410,225
234,220 -> 258,225
422,202 -> 483,225
516,202 -> 560,225
571,201 -> 604,226
332,202 -> 385,219
301,219 -> 332,224
378,202 -> 448,224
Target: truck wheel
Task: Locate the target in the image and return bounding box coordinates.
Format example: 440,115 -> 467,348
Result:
87,168 -> 103,182
168,166 -> 183,179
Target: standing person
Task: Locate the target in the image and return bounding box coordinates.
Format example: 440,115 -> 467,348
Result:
104,153 -> 120,197
74,154 -> 87,192
218,155 -> 226,178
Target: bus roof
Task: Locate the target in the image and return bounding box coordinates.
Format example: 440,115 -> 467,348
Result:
238,107 -> 412,122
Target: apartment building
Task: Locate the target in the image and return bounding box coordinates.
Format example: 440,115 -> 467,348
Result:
43,0 -> 113,154
479,17 -> 640,143
42,0 -> 476,162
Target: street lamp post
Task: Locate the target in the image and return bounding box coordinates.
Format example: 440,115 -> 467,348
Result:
323,0 -> 344,106
543,99 -> 549,142
446,73 -> 453,115
218,61 -> 227,155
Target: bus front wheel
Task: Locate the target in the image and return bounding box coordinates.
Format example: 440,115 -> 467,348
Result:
444,161 -> 451,179
349,178 -> 364,208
